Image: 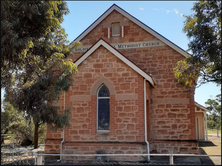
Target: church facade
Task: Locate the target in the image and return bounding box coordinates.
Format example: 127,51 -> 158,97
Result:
45,4 -> 199,161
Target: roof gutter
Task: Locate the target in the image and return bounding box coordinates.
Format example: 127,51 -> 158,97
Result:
144,79 -> 150,162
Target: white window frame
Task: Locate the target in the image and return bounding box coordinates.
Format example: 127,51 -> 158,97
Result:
97,84 -> 110,132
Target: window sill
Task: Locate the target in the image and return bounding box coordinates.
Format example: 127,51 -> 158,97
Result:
112,34 -> 120,37
97,130 -> 110,135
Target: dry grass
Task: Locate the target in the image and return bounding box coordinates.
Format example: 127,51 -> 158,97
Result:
207,128 -> 221,135
3,140 -> 11,144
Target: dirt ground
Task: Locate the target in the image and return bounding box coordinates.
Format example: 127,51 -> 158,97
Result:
199,134 -> 221,165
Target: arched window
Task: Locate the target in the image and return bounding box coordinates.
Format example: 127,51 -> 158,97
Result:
97,84 -> 110,131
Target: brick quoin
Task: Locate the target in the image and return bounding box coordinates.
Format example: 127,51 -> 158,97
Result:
45,5 -> 198,161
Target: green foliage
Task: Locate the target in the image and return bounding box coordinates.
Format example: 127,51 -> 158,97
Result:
207,128 -> 221,134
205,94 -> 221,129
174,0 -> 221,87
1,0 -> 75,89
5,55 -> 77,130
1,0 -> 68,62
173,58 -> 200,87
1,101 -> 22,135
1,101 -> 46,145
38,123 -> 46,144
2,0 -> 80,148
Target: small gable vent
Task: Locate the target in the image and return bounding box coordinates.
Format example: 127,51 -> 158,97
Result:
112,22 -> 120,36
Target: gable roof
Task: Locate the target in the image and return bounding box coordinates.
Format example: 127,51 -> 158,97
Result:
71,4 -> 189,58
75,38 -> 155,87
195,102 -> 210,112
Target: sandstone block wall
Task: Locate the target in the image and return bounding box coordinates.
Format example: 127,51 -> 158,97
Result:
45,9 -> 197,156
45,45 -> 148,154
45,139 -> 62,154
149,140 -> 198,154
66,46 -> 145,143
71,9 -> 196,146
62,143 -> 146,162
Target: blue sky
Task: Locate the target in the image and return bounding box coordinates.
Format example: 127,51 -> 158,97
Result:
1,1 -> 221,108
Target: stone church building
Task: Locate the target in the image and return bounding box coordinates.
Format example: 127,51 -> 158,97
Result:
45,4 -> 201,161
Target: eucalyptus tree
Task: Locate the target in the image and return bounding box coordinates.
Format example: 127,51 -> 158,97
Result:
173,0 -> 221,87
205,94 -> 221,136
2,0 -> 80,148
1,100 -> 22,144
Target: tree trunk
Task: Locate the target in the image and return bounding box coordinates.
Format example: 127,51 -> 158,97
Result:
217,127 -> 219,137
34,124 -> 39,149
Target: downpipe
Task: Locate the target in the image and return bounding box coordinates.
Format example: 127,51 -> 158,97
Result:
59,127 -> 65,161
59,92 -> 65,161
144,79 -> 150,162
